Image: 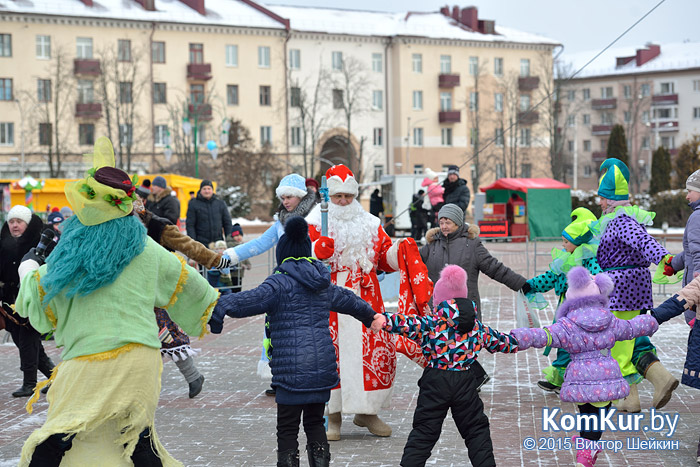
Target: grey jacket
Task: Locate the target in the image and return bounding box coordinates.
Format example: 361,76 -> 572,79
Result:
420,224 -> 527,317
671,198 -> 700,287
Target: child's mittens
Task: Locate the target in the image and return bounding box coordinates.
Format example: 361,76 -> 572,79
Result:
208,303 -> 227,334
510,328 -> 534,350
662,255 -> 676,276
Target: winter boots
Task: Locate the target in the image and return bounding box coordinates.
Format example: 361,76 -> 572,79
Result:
636,352 -> 678,409
614,383 -> 641,413
573,436 -> 601,467
277,449 -> 299,467
188,375 -> 204,399
353,414 -> 392,437
537,380 -> 561,394
326,412 -> 341,441
306,442 -> 330,467
12,370 -> 37,397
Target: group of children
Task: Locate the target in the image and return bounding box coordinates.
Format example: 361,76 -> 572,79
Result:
209,165 -> 700,467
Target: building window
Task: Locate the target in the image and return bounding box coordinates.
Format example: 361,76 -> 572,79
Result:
189,43 -> 203,64
260,126 -> 272,146
373,164 -> 384,182
567,115 -> 576,127
290,86 -> 301,107
373,127 -> 383,147
640,83 -> 650,96
289,48 -> 300,70
601,86 -> 613,98
600,139 -> 607,151
372,53 -> 382,73
0,122 -> 14,145
76,37 -> 93,59
494,57 -> 503,76
412,53 -> 422,73
440,55 -> 451,74
520,59 -> 530,77
36,35 -> 50,60
495,128 -> 504,147
440,92 -> 452,111
290,126 -> 301,147
226,45 -> 239,67
413,127 -> 423,146
694,80 -> 700,92
119,81 -> 132,104
37,79 -> 51,103
259,86 -> 271,106
623,85 -> 631,99
152,42 -> 165,63
0,34 -> 11,57
413,164 -> 424,175
642,110 -> 650,123
582,88 -> 590,101
441,128 -> 453,146
496,163 -> 505,179
118,39 -> 131,62
332,89 -> 343,109
469,56 -> 478,75
583,114 -> 590,125
0,78 -> 12,101
583,140 -> 591,151
79,123 -> 94,146
601,112 -> 613,125
624,111 -> 631,123
331,51 -> 343,71
659,81 -> 675,95
520,128 -> 531,147
694,107 -> 700,120
641,137 -> 650,149
190,84 -> 204,105
567,90 -> 576,101
469,92 -> 478,111
521,163 -> 532,178
38,123 -> 52,146
77,79 -> 94,103
655,108 -> 673,119
154,125 -> 168,147
520,95 -> 531,111
412,90 -> 423,110
470,128 -> 478,147
153,83 -> 166,104
494,93 -> 503,112
372,90 -> 383,110
568,140 -> 575,152
227,84 -> 239,106
119,124 -> 133,147
661,136 -> 675,150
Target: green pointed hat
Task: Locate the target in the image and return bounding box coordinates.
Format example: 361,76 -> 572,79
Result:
597,158 -> 629,200
562,207 -> 598,246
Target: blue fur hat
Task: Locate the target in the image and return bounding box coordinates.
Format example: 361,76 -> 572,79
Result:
598,158 -> 629,200
275,174 -> 307,200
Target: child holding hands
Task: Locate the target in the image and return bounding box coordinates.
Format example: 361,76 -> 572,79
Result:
382,265 -> 518,467
208,217 -> 385,467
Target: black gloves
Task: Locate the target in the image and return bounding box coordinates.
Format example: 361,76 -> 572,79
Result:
22,248 -> 45,266
520,282 -> 532,295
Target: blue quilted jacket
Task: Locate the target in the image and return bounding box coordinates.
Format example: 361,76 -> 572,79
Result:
211,258 -> 376,393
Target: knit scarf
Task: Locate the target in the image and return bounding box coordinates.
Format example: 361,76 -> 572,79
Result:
276,190 -> 317,226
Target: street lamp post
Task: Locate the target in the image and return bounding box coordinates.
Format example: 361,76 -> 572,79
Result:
14,99 -> 25,178
182,110 -> 199,178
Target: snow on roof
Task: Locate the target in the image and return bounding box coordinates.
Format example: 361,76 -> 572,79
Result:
268,4 -> 560,46
0,0 -> 286,30
562,41 -> 700,79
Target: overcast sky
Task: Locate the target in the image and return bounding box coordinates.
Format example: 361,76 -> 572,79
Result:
267,0 -> 699,55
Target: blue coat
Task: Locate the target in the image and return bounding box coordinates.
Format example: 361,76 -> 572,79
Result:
210,258 -> 376,394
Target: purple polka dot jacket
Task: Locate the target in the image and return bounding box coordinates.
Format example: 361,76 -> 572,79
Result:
511,294 -> 658,404
596,211 -> 668,311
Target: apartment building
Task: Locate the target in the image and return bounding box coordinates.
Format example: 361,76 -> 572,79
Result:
561,42 -> 700,192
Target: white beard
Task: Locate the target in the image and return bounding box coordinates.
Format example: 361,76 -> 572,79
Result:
307,200 -> 380,274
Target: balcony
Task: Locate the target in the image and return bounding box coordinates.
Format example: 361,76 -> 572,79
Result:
74,59 -> 101,76
438,74 -> 460,88
592,151 -> 607,163
652,94 -> 678,105
517,111 -> 539,125
591,124 -> 612,135
650,120 -> 679,132
188,103 -> 212,121
591,98 -> 617,110
187,63 -> 212,81
75,103 -> 102,119
438,110 -> 461,123
518,76 -> 539,91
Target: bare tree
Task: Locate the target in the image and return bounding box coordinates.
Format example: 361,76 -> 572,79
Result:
622,77 -> 651,192
498,70 -> 521,178
464,57 -> 489,187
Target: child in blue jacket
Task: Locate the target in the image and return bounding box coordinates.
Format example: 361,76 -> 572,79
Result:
382,265 -> 518,467
209,216 -> 385,467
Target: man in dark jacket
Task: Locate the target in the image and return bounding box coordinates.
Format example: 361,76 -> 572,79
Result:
442,165 -> 471,215
146,175 -> 181,225
409,189 -> 428,241
369,189 -> 384,218
186,179 -> 233,246
0,205 -> 54,397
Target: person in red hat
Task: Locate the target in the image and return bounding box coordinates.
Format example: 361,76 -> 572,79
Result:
306,164 -> 419,441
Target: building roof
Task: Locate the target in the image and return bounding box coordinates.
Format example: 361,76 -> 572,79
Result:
562,41 -> 700,79
0,0 -> 286,30
269,4 -> 560,46
480,178 -> 571,192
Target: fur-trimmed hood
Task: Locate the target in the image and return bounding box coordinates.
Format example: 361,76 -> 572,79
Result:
555,294 -> 613,332
147,187 -> 173,204
425,224 -> 479,244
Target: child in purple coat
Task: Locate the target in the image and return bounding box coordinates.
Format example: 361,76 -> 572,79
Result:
511,266 -> 658,467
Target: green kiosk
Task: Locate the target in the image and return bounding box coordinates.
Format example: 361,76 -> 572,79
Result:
479,178 -> 571,240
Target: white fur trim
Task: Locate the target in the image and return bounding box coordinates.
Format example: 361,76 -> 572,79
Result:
18,259 -> 40,282
275,185 -> 307,199
223,248 -> 240,264
385,240 -> 401,271
327,175 -> 359,196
